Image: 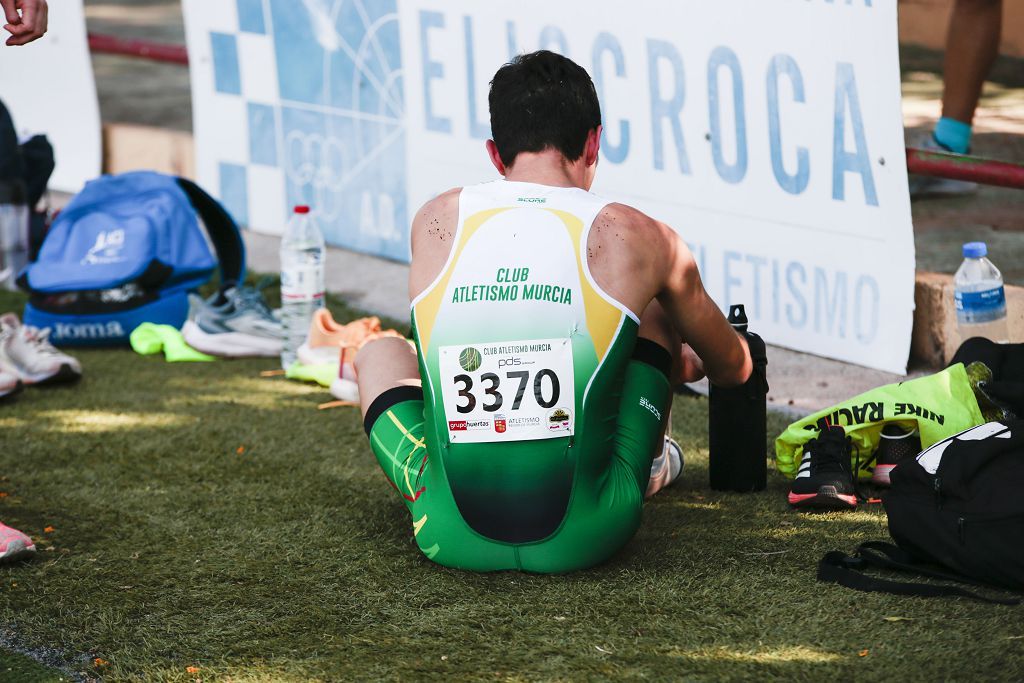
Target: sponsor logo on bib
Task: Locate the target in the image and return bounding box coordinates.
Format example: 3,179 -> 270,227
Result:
547,407 -> 572,432
440,337 -> 574,443
458,347 -> 483,372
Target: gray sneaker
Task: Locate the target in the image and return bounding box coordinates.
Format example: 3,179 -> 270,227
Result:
908,133 -> 978,199
181,286 -> 284,357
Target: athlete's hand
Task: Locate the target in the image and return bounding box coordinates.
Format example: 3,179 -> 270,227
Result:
674,343 -> 706,385
2,0 -> 47,46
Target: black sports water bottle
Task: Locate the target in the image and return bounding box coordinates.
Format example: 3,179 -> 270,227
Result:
708,304 -> 769,492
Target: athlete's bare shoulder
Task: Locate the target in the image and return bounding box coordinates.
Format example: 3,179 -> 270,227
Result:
411,187 -> 462,248
587,202 -> 679,313
409,187 -> 462,301
591,202 -> 673,249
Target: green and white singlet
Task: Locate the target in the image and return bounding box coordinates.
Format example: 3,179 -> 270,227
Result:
365,180 -> 672,573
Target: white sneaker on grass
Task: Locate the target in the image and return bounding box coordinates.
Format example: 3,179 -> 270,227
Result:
0,364 -> 21,400
0,313 -> 82,385
646,437 -> 684,499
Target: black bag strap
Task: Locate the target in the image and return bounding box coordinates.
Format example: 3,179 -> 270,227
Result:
175,177 -> 246,286
818,542 -> 1020,606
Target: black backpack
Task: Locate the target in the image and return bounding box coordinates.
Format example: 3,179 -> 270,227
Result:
819,421 -> 1024,604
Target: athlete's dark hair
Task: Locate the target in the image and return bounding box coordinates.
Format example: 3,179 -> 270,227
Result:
488,50 -> 602,168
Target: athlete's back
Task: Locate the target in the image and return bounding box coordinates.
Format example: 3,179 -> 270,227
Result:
412,179 -> 645,548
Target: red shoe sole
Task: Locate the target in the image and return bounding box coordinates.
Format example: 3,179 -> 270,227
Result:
788,490 -> 857,510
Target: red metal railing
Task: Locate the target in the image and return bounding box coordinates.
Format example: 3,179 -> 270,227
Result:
906,147 -> 1024,191
85,33 -> 1024,191
87,33 -> 189,66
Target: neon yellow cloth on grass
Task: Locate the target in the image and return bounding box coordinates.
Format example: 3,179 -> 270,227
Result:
775,363 -> 985,480
130,323 -> 215,362
285,361 -> 337,387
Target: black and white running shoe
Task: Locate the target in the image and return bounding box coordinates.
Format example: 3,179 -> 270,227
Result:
788,418 -> 856,510
871,425 -> 921,487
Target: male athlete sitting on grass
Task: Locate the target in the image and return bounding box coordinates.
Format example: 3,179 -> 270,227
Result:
356,50 -> 752,573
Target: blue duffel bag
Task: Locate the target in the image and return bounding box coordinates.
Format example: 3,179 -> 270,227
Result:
18,171 -> 245,346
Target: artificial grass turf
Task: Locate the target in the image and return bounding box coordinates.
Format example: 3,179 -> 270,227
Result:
1,289 -> 1023,681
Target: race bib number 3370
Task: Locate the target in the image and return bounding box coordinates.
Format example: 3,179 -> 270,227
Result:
438,338 -> 575,444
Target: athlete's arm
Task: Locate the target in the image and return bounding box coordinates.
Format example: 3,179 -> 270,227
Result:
587,203 -> 751,387
654,227 -> 752,387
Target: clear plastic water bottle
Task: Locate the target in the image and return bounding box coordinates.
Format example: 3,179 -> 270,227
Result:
954,241 -> 1009,343
279,205 -> 325,369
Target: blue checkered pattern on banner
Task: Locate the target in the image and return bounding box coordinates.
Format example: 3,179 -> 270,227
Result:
207,0 -> 408,262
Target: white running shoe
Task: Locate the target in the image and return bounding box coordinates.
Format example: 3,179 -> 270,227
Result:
0,364 -> 21,401
0,522 -> 36,563
329,338 -> 360,402
645,436 -> 684,499
0,313 -> 82,385
908,133 -> 978,199
182,286 -> 285,358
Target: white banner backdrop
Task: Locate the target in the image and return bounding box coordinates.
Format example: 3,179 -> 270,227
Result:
184,0 -> 915,373
0,0 -> 101,193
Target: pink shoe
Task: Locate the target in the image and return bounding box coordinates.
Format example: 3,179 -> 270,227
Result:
297,310 -> 383,366
0,522 -> 36,563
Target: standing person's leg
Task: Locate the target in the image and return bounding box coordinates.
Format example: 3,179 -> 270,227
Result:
936,0 -> 1003,153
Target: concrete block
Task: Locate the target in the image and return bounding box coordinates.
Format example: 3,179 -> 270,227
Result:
912,270 -> 1024,367
102,124 -> 195,178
